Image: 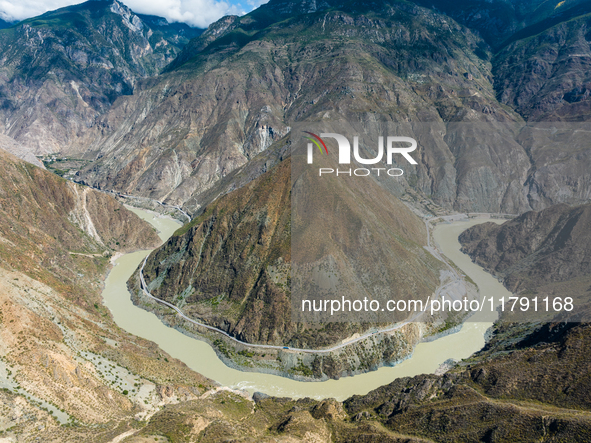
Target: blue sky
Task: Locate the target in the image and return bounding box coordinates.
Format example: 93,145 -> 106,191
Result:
0,0 -> 267,28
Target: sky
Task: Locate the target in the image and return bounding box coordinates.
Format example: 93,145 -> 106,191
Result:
0,0 -> 269,28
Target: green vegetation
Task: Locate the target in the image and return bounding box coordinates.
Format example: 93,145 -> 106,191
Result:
290,359 -> 314,377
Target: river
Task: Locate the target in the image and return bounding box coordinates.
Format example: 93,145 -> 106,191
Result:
102,208 -> 508,401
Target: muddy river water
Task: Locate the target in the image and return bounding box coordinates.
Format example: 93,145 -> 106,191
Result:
102,208 -> 508,400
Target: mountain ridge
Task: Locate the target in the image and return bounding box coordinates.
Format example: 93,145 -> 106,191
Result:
0,0 -> 202,154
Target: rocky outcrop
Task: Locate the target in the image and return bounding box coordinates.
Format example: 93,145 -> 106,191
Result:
69,182 -> 162,252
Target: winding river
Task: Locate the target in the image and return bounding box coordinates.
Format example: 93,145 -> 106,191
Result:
102,208 -> 509,401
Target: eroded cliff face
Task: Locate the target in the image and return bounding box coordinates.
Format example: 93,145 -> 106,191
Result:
491,14 -> 591,211
0,0 -> 202,155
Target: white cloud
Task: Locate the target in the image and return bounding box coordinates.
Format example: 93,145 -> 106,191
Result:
246,0 -> 268,9
0,0 -> 246,28
124,0 -> 244,27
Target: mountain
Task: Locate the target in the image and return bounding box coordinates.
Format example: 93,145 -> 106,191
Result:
0,132 -> 44,167
0,150 -> 214,435
0,148 -> 162,305
1,0 -> 591,440
414,0 -> 591,49
459,203 -> 591,289
0,0 -> 202,155
493,8 -> 591,122
74,0 -> 535,215
131,153 -> 444,378
70,0 -> 591,216
459,202 -> 591,321
0,17 -> 15,29
341,322 -> 591,442
0,0 -> 588,213
110,0 -> 591,375
80,1 -> 506,210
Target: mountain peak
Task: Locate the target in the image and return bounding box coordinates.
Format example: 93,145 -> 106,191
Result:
108,0 -> 144,33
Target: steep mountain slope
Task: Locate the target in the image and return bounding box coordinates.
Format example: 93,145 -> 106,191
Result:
136,156 -> 442,345
0,18 -> 14,29
458,202 -> 591,322
0,150 -> 161,267
488,8 -> 591,210
138,158 -> 295,345
124,147 -> 456,380
493,10 -> 591,121
0,150 -> 214,435
0,0 -> 202,154
342,322 -> 591,442
414,0 -> 591,49
459,203 -> 591,291
76,0 -> 541,214
0,133 -> 44,167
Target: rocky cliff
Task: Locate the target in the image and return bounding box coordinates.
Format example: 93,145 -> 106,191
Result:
493,6 -> 591,121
